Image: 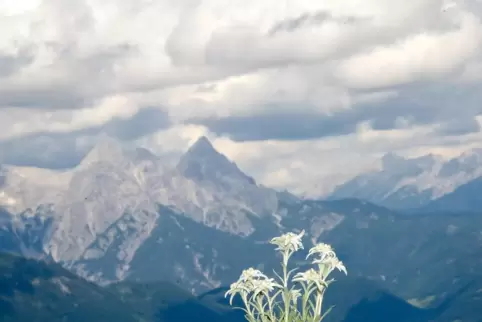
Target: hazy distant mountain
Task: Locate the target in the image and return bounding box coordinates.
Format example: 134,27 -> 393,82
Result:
328,149 -> 482,210
420,177 -> 482,213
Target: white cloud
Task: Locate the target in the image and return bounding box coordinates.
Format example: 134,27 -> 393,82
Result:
335,12 -> 482,88
0,0 -> 482,194
0,95 -> 140,140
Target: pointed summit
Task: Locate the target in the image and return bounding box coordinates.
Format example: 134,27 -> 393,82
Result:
186,136 -> 218,157
178,136 -> 256,185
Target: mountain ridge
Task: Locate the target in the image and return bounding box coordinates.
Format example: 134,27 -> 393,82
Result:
328,149 -> 482,210
0,136 -> 283,291
1,135 -> 482,321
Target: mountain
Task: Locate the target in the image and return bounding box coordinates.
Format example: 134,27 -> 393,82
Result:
70,204 -> 279,293
328,149 -> 482,210
0,136 -> 282,293
108,281 -> 246,322
0,251 -> 247,322
278,199 -> 482,308
1,135 -> 482,320
178,136 -> 256,186
175,136 -> 278,234
420,177 -> 482,213
0,252 -> 140,322
0,165 -> 70,214
0,206 -> 52,259
4,251 -> 473,322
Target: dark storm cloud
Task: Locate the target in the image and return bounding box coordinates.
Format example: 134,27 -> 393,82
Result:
189,82 -> 482,142
0,107 -> 170,168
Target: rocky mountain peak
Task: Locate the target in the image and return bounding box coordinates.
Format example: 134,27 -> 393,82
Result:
186,136 -> 217,156
178,136 -> 256,185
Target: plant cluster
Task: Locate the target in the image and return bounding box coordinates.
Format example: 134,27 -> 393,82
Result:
225,230 -> 347,322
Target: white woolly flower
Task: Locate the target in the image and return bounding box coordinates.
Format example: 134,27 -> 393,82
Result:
293,268 -> 328,291
252,278 -> 282,297
240,268 -> 267,282
225,267 -> 282,304
270,230 -> 305,254
225,280 -> 251,305
307,243 -> 336,262
313,256 -> 348,276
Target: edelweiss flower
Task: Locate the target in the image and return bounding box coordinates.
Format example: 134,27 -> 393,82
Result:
307,243 -> 336,262
313,256 -> 347,276
293,268 -> 328,291
226,267 -> 282,303
240,268 -> 267,282
252,278 -> 282,297
270,230 -> 305,254
225,280 -> 251,305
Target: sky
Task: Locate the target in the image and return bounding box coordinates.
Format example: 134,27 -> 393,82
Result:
1,0 -> 482,196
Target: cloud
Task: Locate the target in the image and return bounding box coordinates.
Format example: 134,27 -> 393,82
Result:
191,109 -> 358,141
267,11 -> 366,35
1,0 -> 479,113
188,81 -> 482,142
0,42 -> 136,109
0,46 -> 34,77
101,107 -> 171,140
0,107 -> 170,168
0,94 -> 150,141
1,0 -> 482,195
0,0 -> 137,110
334,12 -> 482,89
436,118 -> 481,136
1,0 -> 471,112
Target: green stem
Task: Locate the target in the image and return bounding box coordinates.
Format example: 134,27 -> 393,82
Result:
241,293 -> 255,319
315,293 -> 322,318
267,296 -> 276,321
256,295 -> 266,322
283,253 -> 290,322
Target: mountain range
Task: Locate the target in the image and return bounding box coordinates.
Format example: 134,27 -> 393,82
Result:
0,136 -> 481,321
328,149 -> 482,212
